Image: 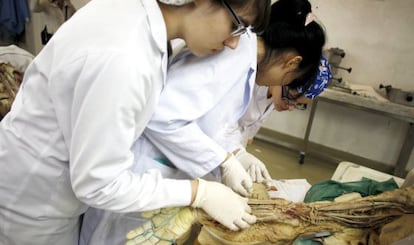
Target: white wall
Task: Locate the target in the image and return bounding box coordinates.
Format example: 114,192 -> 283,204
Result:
264,0 -> 414,171
24,12 -> 45,55
24,0 -> 76,55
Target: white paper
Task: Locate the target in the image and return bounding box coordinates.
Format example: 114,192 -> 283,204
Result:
267,179 -> 312,203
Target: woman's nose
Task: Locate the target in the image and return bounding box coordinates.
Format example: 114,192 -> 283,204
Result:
223,36 -> 241,49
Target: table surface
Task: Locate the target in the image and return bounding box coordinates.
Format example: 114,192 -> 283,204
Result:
308,88 -> 414,177
319,88 -> 414,123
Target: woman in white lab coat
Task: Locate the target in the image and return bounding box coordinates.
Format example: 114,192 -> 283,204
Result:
242,56 -> 332,146
0,0 -> 270,244
80,0 -> 326,244
80,29 -> 260,245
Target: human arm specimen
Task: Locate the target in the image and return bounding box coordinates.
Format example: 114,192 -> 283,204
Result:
125,185 -> 414,245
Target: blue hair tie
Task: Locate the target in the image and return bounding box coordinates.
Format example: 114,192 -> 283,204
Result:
297,55 -> 332,99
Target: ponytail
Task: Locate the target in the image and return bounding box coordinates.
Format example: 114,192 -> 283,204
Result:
259,0 -> 326,87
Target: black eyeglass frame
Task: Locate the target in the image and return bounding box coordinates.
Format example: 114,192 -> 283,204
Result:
221,0 -> 248,37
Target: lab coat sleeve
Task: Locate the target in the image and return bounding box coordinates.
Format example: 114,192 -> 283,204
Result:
144,52 -> 244,178
220,114 -> 264,152
239,103 -> 275,147
226,86 -> 274,150
145,122 -> 228,178
221,122 -> 244,153
57,52 -> 191,212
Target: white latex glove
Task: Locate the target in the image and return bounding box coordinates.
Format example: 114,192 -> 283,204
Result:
221,154 -> 253,197
235,148 -> 272,184
158,0 -> 193,5
191,179 -> 256,231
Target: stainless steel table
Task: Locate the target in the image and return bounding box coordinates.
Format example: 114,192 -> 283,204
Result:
300,88 -> 414,177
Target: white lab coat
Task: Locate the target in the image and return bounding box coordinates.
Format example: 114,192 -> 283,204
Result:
80,32 -> 258,245
223,84 -> 274,150
144,32 -> 258,178
80,136 -> 193,245
0,0 -> 192,245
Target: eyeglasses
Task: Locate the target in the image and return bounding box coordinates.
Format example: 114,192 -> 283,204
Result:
281,86 -> 307,110
221,0 -> 248,37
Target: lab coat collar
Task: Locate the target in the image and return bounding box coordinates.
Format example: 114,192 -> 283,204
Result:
234,31 -> 258,121
141,0 -> 168,86
141,0 -> 168,55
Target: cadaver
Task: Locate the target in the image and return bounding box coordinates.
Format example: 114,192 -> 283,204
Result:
125,184 -> 414,245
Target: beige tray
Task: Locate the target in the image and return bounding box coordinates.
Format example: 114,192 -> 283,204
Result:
331,161 -> 404,187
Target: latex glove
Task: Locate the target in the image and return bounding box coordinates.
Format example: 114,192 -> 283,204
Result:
221,154 -> 253,197
235,148 -> 272,184
191,179 -> 256,231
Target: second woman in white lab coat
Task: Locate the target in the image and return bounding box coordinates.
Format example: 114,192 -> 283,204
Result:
0,0 -> 270,245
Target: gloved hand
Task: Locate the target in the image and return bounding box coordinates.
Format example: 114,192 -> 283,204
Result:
220,154 -> 253,197
235,148 -> 272,184
191,179 -> 256,231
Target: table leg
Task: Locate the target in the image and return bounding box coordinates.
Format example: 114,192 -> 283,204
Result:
300,99 -> 319,164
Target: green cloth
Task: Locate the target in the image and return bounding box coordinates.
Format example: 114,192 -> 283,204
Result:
304,177 -> 398,203
153,157 -> 177,169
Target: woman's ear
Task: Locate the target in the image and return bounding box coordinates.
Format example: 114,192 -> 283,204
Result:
285,55 -> 303,71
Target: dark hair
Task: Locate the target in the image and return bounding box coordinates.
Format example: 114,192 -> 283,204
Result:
218,0 -> 271,33
258,0 -> 326,89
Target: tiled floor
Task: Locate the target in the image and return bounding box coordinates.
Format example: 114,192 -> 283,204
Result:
246,139 -> 337,185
